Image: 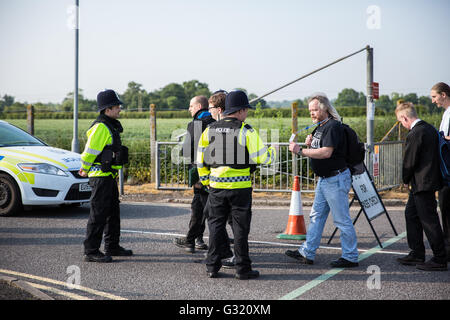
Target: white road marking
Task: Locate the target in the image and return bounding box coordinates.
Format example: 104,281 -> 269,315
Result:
120,229 -> 408,255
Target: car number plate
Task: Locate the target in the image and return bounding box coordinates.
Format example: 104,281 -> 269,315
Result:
79,182 -> 92,192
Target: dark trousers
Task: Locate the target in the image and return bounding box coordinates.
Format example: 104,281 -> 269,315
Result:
438,186 -> 450,250
405,191 -> 447,263
203,197 -> 234,259
84,176 -> 121,255
185,186 -> 208,243
206,188 -> 252,274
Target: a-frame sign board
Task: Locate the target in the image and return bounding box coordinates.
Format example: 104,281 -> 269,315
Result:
328,162 -> 398,248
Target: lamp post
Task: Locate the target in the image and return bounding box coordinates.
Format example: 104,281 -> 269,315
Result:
71,0 -> 80,153
366,46 -> 374,173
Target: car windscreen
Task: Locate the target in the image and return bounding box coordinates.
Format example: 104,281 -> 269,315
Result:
0,122 -> 46,147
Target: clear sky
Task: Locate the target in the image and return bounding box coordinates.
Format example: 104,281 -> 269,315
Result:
1,0 -> 449,104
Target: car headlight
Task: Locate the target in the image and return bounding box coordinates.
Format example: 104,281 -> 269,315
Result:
18,163 -> 68,177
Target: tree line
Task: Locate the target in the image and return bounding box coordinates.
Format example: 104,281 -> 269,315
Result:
0,80 -> 437,115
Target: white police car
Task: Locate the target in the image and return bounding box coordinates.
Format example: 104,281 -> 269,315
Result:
0,120 -> 91,216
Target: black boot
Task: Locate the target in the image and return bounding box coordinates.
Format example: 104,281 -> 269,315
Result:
105,246 -> 133,256
84,251 -> 113,263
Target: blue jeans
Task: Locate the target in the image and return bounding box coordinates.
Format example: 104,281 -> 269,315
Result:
298,169 -> 359,263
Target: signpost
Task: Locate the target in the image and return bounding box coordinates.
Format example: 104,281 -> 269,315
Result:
328,162 -> 397,248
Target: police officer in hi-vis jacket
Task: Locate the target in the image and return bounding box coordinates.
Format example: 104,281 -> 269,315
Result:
79,89 -> 132,263
197,90 -> 276,279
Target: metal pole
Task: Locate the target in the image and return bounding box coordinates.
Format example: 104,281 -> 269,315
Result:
249,46 -> 369,104
71,0 -> 80,153
366,46 -> 374,174
291,101 -> 298,177
150,104 -> 157,184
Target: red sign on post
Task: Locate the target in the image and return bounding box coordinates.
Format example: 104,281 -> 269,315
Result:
372,82 -> 379,100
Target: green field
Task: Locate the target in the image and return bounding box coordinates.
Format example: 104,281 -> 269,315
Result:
4,114 -> 442,183
5,115 -> 407,146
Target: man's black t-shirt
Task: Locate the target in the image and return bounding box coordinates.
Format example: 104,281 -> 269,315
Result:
309,118 -> 347,177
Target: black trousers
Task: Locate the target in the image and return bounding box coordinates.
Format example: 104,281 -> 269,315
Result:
185,186 -> 208,244
84,176 -> 121,255
203,197 -> 234,259
405,191 -> 447,263
438,186 -> 450,250
206,188 -> 252,274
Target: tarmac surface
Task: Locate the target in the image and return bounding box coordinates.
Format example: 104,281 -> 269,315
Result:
0,190 -> 448,309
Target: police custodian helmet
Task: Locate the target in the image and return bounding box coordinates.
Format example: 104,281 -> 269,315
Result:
222,90 -> 255,115
97,89 -> 124,112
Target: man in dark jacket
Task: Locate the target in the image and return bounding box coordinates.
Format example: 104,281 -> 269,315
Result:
395,102 -> 447,271
173,96 -> 215,253
430,82 -> 450,260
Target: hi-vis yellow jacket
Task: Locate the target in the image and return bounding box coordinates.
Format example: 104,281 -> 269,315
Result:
197,118 -> 276,189
80,123 -> 122,178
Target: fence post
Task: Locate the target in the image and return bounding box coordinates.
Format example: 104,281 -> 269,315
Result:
150,104 -> 157,184
27,104 -> 34,135
291,101 -> 298,177
155,142 -> 160,189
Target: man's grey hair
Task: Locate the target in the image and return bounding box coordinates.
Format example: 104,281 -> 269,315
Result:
307,92 -> 341,122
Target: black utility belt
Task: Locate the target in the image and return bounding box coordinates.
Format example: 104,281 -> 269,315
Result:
319,167 -> 347,178
98,145 -> 129,172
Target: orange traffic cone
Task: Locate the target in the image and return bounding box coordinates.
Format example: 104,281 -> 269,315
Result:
277,176 -> 306,240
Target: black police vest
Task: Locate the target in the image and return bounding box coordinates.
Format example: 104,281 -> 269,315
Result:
90,114 -> 125,166
206,118 -> 256,170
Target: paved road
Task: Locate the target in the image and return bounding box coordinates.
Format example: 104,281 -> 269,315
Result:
0,201 -> 449,303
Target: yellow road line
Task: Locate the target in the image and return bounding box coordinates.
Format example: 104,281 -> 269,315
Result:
27,282 -> 92,300
0,268 -> 127,300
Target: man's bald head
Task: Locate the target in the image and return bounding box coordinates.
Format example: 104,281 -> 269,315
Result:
188,95 -> 209,117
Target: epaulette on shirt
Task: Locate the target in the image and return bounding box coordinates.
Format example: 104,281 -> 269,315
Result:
244,123 -> 254,132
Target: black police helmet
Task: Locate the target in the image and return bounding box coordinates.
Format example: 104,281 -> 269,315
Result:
222,90 -> 254,116
97,89 -> 123,112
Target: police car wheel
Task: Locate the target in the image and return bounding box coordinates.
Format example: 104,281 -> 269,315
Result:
0,173 -> 22,217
